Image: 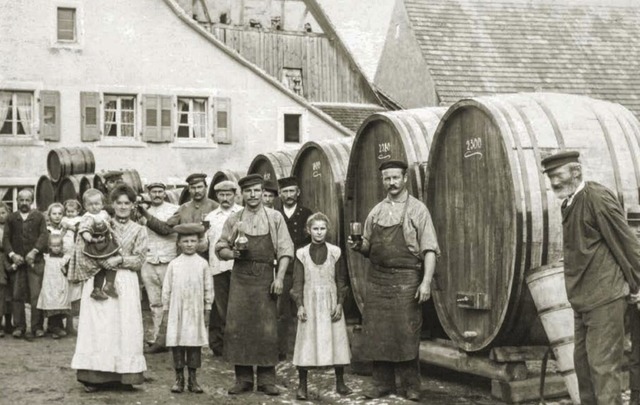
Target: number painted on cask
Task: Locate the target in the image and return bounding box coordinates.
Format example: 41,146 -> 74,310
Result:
377,142 -> 391,160
312,161 -> 322,178
263,173 -> 271,180
464,137 -> 483,159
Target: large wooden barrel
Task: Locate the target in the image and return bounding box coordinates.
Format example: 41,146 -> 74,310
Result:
47,147 -> 95,182
247,150 -> 297,182
56,175 -> 83,203
344,108 -> 447,314
35,175 -> 56,211
426,93 -> 640,352
79,175 -> 96,202
209,170 -> 243,201
179,187 -> 191,205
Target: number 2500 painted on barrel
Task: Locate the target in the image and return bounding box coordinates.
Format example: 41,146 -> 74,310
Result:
464,137 -> 483,159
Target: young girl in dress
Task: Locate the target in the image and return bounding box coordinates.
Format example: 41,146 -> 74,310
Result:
62,199 -> 82,336
162,223 -> 213,394
37,234 -> 70,338
291,213 -> 352,400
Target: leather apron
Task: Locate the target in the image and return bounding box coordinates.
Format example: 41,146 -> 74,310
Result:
223,209 -> 279,366
362,199 -> 423,361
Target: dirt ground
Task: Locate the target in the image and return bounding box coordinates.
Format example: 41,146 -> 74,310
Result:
0,310 -> 624,405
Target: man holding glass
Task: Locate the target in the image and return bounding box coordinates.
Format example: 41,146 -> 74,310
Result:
348,160 -> 439,402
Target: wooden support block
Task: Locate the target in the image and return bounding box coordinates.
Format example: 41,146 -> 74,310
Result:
420,340 -> 528,381
490,346 -> 551,363
491,375 -> 569,404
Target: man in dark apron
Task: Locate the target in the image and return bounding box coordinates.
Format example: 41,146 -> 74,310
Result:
215,174 -> 294,396
349,160 -> 439,402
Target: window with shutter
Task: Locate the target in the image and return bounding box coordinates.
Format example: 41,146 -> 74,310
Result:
176,97 -> 208,141
39,90 -> 61,141
57,8 -> 76,42
104,94 -> 136,138
80,92 -> 100,141
214,97 -> 231,144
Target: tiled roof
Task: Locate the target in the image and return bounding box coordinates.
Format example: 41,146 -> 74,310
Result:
404,0 -> 640,117
313,103 -> 387,132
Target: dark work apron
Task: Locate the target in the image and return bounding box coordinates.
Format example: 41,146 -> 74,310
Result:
223,210 -> 279,366
363,199 -> 423,361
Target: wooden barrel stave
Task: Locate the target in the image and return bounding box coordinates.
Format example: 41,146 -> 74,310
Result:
47,147 -> 95,182
344,108 -> 447,314
79,174 -> 96,202
35,175 -> 56,212
56,175 -> 83,203
426,93 -> 640,352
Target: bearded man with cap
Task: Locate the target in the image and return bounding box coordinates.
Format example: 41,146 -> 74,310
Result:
262,180 -> 279,209
215,174 -> 294,396
203,180 -> 242,356
138,182 -> 178,353
348,160 -> 439,402
276,176 -> 313,360
542,151 -> 640,405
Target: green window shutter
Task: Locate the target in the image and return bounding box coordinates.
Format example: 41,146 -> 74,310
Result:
80,92 -> 101,141
214,97 -> 231,144
39,90 -> 60,141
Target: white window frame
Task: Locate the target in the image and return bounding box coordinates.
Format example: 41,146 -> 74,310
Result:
103,94 -> 137,139
176,96 -> 210,142
51,1 -> 83,49
56,7 -> 76,42
0,91 -> 35,138
277,107 -> 308,148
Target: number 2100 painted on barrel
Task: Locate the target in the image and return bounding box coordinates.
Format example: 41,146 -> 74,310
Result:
464,137 -> 483,159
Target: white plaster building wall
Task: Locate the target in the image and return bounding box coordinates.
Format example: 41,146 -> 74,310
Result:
0,0 -> 349,184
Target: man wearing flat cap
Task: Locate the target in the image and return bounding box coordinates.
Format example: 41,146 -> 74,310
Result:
139,182 -> 178,353
215,174 -> 294,396
349,159 -> 439,401
275,176 -> 313,360
203,180 -> 242,356
262,180 -> 279,209
542,151 -> 640,405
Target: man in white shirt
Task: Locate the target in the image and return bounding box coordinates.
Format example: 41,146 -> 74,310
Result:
139,182 -> 178,353
204,180 -> 242,356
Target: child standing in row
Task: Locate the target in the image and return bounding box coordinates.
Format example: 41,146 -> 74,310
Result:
290,213 -> 352,400
62,199 -> 82,335
67,189 -> 120,301
162,224 -> 213,394
36,234 -> 70,338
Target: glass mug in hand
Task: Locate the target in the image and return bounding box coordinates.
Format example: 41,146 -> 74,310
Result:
350,222 -> 363,243
235,221 -> 249,252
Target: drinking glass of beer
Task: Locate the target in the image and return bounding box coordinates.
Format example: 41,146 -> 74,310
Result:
350,222 -> 362,242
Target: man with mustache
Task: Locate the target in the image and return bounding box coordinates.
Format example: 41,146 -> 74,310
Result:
542,151 -> 640,405
216,174 -> 294,396
276,176 -> 313,361
349,160 -> 439,402
204,180 -> 242,356
139,182 -> 178,353
3,189 -> 48,340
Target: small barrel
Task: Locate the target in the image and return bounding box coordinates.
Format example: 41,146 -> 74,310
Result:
209,170 -> 243,201
344,108 -> 447,314
426,93 -> 640,352
79,174 -> 96,201
164,188 -> 182,205
247,150 -> 298,209
526,263 -> 579,404
56,175 -> 83,203
47,147 -> 95,182
35,175 -> 56,211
